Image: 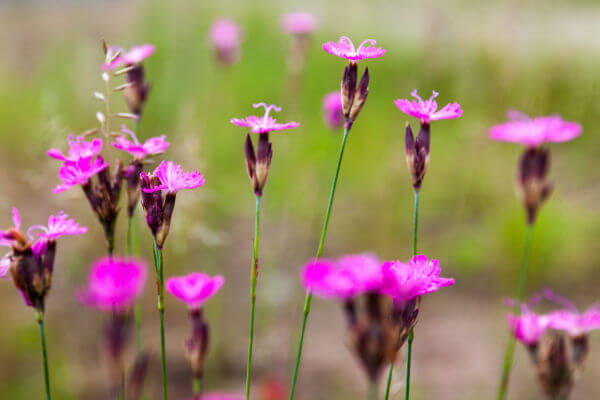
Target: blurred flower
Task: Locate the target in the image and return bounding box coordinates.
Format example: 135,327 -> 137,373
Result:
104,44 -> 155,70
322,36 -> 386,61
52,157 -> 110,193
113,125 -> 169,160
210,18 -> 241,65
193,394 -> 244,400
47,133 -> 103,162
548,308 -> 600,336
141,160 -> 205,194
489,112 -> 581,148
507,309 -> 549,346
394,90 -> 463,124
280,12 -> 317,35
27,211 -> 88,241
322,91 -> 343,129
231,103 -> 300,134
166,272 -> 224,309
77,257 -> 147,312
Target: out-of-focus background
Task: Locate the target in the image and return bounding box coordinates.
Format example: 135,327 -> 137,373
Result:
1,0 -> 599,399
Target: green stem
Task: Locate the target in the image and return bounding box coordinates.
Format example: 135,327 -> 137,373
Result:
36,310 -> 52,400
193,377 -> 202,397
245,196 -> 261,400
496,224 -> 534,400
153,239 -> 168,400
383,359 -> 394,400
412,189 -> 420,257
289,126 -> 351,400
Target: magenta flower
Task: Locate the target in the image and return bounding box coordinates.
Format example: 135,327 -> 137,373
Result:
489,112 -> 582,148
112,125 -> 170,160
322,91 -> 343,129
77,257 -> 147,312
27,211 -> 88,241
280,12 -> 317,35
394,90 -> 463,124
104,44 -> 155,69
322,36 -> 386,61
52,157 -> 109,193
210,18 -> 241,65
231,103 -> 300,134
141,160 -> 205,194
166,272 -> 224,309
47,134 -> 103,162
380,255 -> 455,301
301,253 -> 382,299
507,310 -> 549,345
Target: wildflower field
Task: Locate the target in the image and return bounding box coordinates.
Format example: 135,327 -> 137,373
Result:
1,1 -> 600,399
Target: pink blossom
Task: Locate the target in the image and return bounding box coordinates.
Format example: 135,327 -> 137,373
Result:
489,112 -> 581,147
280,13 -> 317,35
507,310 -> 549,345
547,308 -> 600,336
52,157 -> 109,193
104,44 -> 155,70
231,103 -> 300,134
301,253 -> 382,299
141,160 -> 205,194
166,272 -> 224,309
112,125 -> 169,160
47,134 -> 103,162
26,211 -> 87,241
322,36 -> 386,61
210,18 -> 240,51
77,257 -> 147,312
380,255 -> 455,301
322,91 -> 343,129
394,90 -> 463,124
0,208 -> 21,247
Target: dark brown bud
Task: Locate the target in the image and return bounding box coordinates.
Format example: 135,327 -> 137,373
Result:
185,309 -> 210,379
243,134 -> 272,197
341,63 -> 358,117
536,332 -> 574,400
405,123 -> 431,189
140,173 -> 164,237
105,312 -> 132,395
155,193 -> 176,249
391,298 -> 419,350
571,334 -> 589,370
10,243 -> 50,311
124,161 -> 143,217
348,67 -> 369,122
244,134 -> 256,183
517,147 -> 552,225
124,64 -> 151,117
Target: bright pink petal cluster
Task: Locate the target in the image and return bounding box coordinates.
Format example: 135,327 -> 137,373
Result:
322,36 -> 386,61
210,18 -> 241,50
141,160 -> 205,194
104,44 -> 155,70
77,257 -> 147,312
47,134 -> 103,162
380,255 -> 455,301
489,112 -> 582,147
166,272 -> 224,309
280,12 -> 317,35
112,125 -> 170,160
322,91 -> 343,129
394,90 -> 463,124
231,103 -> 300,134
52,157 -> 109,193
27,211 -> 88,241
547,308 -> 600,336
507,310 -> 549,345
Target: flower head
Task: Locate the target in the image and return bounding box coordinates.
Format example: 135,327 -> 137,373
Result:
394,90 -> 463,124
322,91 -> 343,129
322,36 -> 386,61
380,255 -> 455,301
52,157 -> 110,193
507,309 -> 550,345
166,272 -> 224,309
47,134 -> 103,162
27,211 -> 87,241
547,308 -> 600,337
77,257 -> 147,312
141,160 -> 205,194
210,18 -> 241,65
280,12 -> 317,35
104,44 -> 155,70
489,112 -> 581,148
112,125 -> 170,160
231,103 -> 300,134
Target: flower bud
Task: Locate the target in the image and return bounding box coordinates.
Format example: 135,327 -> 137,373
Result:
341,63 -> 357,118
405,123 -> 431,189
124,64 -> 151,117
571,334 -> 589,371
155,193 -> 176,250
124,161 -> 143,217
535,331 -> 573,400
185,309 -> 210,379
10,245 -> 48,311
140,173 -> 163,237
348,67 -> 369,123
517,147 -> 552,225
243,133 -> 272,197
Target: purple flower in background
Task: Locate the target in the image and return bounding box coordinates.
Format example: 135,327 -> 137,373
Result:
394,90 -> 463,124
231,103 -> 300,134
507,309 -> 549,345
104,44 -> 155,69
380,255 -> 455,301
27,211 -> 87,241
141,160 -> 205,194
47,134 -> 103,162
322,36 -> 386,61
52,157 -> 110,193
280,12 -> 317,35
166,272 -> 224,309
322,91 -> 343,129
112,125 -> 170,160
489,111 -> 581,148
210,18 -> 241,65
77,257 -> 147,312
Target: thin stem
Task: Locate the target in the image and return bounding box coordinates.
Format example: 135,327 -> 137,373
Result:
36,310 -> 52,400
383,359 -> 394,400
412,189 -> 420,257
289,126 -> 351,400
245,195 -> 261,400
153,238 -> 168,400
496,224 -> 534,400
193,377 -> 202,397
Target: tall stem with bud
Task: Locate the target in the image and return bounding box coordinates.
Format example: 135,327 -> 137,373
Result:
36,310 -> 52,400
245,195 -> 261,400
152,238 -> 168,400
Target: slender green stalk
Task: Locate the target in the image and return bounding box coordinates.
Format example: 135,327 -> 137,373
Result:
193,377 -> 202,397
36,310 -> 52,400
245,196 -> 261,400
289,126 -> 351,400
411,190 -> 420,257
153,238 -> 168,400
383,361 -> 394,400
496,224 -> 534,400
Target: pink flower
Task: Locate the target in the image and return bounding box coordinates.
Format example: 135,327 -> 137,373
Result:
47,134 -> 103,162
0,207 -> 21,247
507,310 -> 549,345
104,44 -> 155,70
52,157 -> 109,193
380,255 -> 455,301
112,125 -> 170,160
322,36 -> 386,61
210,18 -> 240,50
322,91 -> 343,129
141,160 -> 205,194
547,308 -> 600,336
231,103 -> 300,134
301,253 -> 382,299
166,272 -> 224,309
394,90 -> 463,124
280,13 -> 317,35
26,211 -> 87,241
489,112 -> 582,148
77,257 -> 147,312
193,394 -> 244,400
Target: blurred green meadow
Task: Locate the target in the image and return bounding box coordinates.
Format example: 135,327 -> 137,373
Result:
1,0 -> 600,399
